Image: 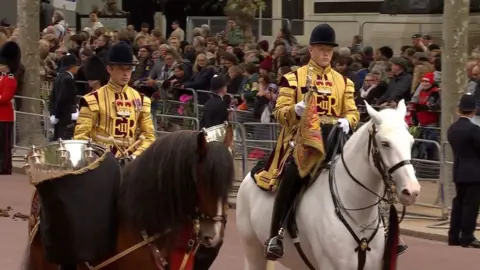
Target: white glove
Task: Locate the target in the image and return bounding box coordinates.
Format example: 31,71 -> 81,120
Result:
50,115 -> 58,125
294,101 -> 306,116
71,110 -> 79,121
337,118 -> 350,134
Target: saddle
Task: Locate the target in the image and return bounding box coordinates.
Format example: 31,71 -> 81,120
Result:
251,126 -> 348,251
251,124 -> 345,190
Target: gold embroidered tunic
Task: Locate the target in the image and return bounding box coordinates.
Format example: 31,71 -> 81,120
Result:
254,60 -> 359,190
73,81 -> 155,156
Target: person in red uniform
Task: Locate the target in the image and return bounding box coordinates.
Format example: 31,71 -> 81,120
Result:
0,41 -> 21,175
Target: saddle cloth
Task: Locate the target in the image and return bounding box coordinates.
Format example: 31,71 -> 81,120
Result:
30,152 -> 121,264
252,124 -> 340,192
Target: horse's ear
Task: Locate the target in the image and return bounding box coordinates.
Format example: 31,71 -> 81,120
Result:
223,123 -> 234,148
364,100 -> 381,124
197,131 -> 208,161
396,99 -> 407,117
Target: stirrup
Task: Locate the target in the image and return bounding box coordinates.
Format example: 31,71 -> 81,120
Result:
264,236 -> 284,261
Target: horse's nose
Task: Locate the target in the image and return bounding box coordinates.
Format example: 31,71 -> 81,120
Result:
203,236 -> 213,246
401,188 -> 419,197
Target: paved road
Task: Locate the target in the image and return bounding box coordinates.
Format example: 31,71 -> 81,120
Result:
1,174 -> 478,270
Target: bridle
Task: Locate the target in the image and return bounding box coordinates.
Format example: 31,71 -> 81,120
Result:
330,122 -> 411,270
85,206 -> 227,270
341,122 -> 412,207
296,123 -> 413,270
137,190 -> 228,269
85,161 -> 228,270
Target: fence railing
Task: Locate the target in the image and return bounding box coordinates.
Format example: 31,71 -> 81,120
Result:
13,93 -> 447,216
12,96 -> 50,154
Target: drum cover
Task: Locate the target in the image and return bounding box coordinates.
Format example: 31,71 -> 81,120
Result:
36,152 -> 120,264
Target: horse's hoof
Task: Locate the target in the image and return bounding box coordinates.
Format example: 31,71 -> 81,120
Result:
264,237 -> 284,261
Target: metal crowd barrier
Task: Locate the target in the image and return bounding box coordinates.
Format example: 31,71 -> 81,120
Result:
12,91 -> 447,216
231,122 -> 248,191
408,139 -> 447,221
154,88 -> 199,119
154,113 -> 200,137
237,123 -> 446,220
12,96 -> 50,155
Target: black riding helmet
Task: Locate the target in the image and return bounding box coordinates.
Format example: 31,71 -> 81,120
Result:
309,24 -> 338,47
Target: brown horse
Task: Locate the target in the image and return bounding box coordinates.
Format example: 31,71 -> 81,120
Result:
23,129 -> 235,270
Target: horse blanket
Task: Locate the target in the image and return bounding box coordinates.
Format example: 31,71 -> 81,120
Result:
29,152 -> 121,264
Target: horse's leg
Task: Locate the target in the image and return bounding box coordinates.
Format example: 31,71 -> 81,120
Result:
236,175 -> 268,270
241,238 -> 268,270
26,233 -> 58,270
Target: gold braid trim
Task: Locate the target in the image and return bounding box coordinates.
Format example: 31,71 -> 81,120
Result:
294,91 -> 325,178
28,152 -> 108,186
29,221 -> 40,245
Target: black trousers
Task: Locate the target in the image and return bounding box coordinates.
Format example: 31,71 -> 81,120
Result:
449,183 -> 480,244
269,157 -> 306,238
53,123 -> 74,141
0,122 -> 13,175
193,241 -> 223,270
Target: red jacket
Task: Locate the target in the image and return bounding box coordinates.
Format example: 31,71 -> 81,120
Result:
412,86 -> 440,126
0,74 -> 17,122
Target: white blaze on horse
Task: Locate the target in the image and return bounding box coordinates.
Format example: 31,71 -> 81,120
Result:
236,100 -> 421,270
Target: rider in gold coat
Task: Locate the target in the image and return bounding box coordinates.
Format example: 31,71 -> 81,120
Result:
256,24 -> 408,260
74,42 -> 155,158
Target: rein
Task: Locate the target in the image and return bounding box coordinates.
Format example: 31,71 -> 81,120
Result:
332,123 -> 410,270
295,123 -> 410,270
86,218 -> 203,270
84,204 -> 227,270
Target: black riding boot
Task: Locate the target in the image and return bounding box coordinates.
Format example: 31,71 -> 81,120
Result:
59,264 -> 77,270
264,158 -> 305,261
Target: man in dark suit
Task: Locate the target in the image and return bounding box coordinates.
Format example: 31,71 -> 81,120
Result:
200,74 -> 230,129
49,53 -> 79,141
447,93 -> 480,248
195,74 -> 229,269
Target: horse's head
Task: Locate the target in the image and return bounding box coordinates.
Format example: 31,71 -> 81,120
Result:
364,100 -> 421,206
195,125 -> 235,247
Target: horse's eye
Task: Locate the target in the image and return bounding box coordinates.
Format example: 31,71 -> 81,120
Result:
381,141 -> 390,148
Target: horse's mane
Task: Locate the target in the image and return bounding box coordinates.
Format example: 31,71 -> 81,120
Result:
119,130 -> 234,235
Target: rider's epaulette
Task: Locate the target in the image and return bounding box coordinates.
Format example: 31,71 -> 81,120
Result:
284,72 -> 298,88
81,91 -> 100,112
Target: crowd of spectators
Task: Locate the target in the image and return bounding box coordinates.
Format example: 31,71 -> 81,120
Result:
0,7 -> 459,160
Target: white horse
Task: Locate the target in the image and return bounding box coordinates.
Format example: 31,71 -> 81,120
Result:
236,100 -> 421,270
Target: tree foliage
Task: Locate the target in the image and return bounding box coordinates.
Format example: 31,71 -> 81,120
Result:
224,0 -> 266,28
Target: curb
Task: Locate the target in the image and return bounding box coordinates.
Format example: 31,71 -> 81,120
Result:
400,227 -> 447,242
11,165 -> 448,243
12,165 -> 25,175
